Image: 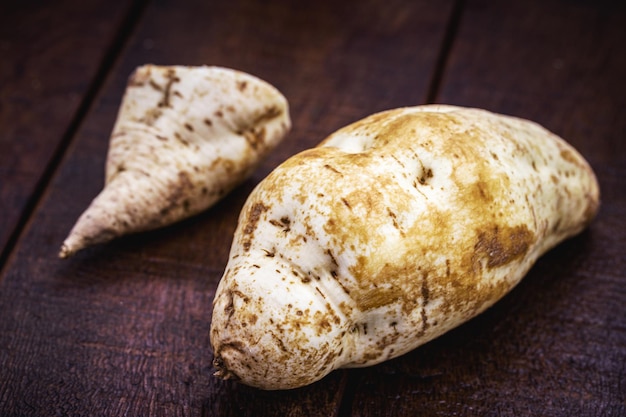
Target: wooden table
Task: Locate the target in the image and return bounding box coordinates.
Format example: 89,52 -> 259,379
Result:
1,0 -> 624,415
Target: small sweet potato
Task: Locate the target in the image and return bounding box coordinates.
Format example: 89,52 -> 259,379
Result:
60,65 -> 290,258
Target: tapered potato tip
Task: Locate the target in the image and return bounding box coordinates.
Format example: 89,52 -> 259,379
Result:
59,245 -> 73,259
59,183 -> 127,258
59,232 -> 102,259
59,65 -> 291,258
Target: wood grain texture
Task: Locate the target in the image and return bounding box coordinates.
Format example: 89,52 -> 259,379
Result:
348,0 -> 626,416
0,0 -> 141,259
2,0 -> 623,415
0,0 -> 454,416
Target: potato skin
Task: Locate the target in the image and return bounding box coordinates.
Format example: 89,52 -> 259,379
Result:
210,105 -> 599,390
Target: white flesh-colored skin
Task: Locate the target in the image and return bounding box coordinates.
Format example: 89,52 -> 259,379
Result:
60,65 -> 290,257
210,105 -> 599,390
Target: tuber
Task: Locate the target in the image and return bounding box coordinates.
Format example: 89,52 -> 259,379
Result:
210,105 -> 599,390
60,65 -> 290,258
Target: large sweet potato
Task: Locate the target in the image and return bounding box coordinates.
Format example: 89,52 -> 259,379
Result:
210,105 -> 599,389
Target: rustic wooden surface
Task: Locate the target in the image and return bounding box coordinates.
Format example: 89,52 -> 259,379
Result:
0,0 -> 145,263
0,0 -> 624,416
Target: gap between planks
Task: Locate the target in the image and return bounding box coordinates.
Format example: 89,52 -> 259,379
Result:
0,0 -> 151,277
425,0 -> 466,105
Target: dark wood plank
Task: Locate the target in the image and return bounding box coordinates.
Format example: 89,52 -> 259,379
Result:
0,0 -> 142,260
0,0 -> 454,416
348,0 -> 626,416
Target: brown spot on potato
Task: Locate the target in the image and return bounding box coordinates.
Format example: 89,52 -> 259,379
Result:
335,278 -> 351,296
326,249 -> 338,267
270,216 -> 291,233
418,167 -> 433,185
474,181 -> 491,202
323,164 -> 342,175
473,224 -> 535,269
140,108 -> 162,125
387,208 -> 403,232
316,318 -> 332,334
173,132 -> 191,147
354,286 -> 403,311
149,79 -> 162,92
254,105 -> 283,125
152,171 -> 196,221
244,203 -> 267,234
242,203 -> 268,251
560,149 -> 580,166
269,332 -> 289,353
243,127 -> 267,150
315,287 -> 326,299
222,290 -> 236,324
248,314 -> 258,325
156,69 -> 180,108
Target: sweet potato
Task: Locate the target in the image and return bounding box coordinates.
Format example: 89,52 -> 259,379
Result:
210,105 -> 599,390
60,65 -> 290,258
